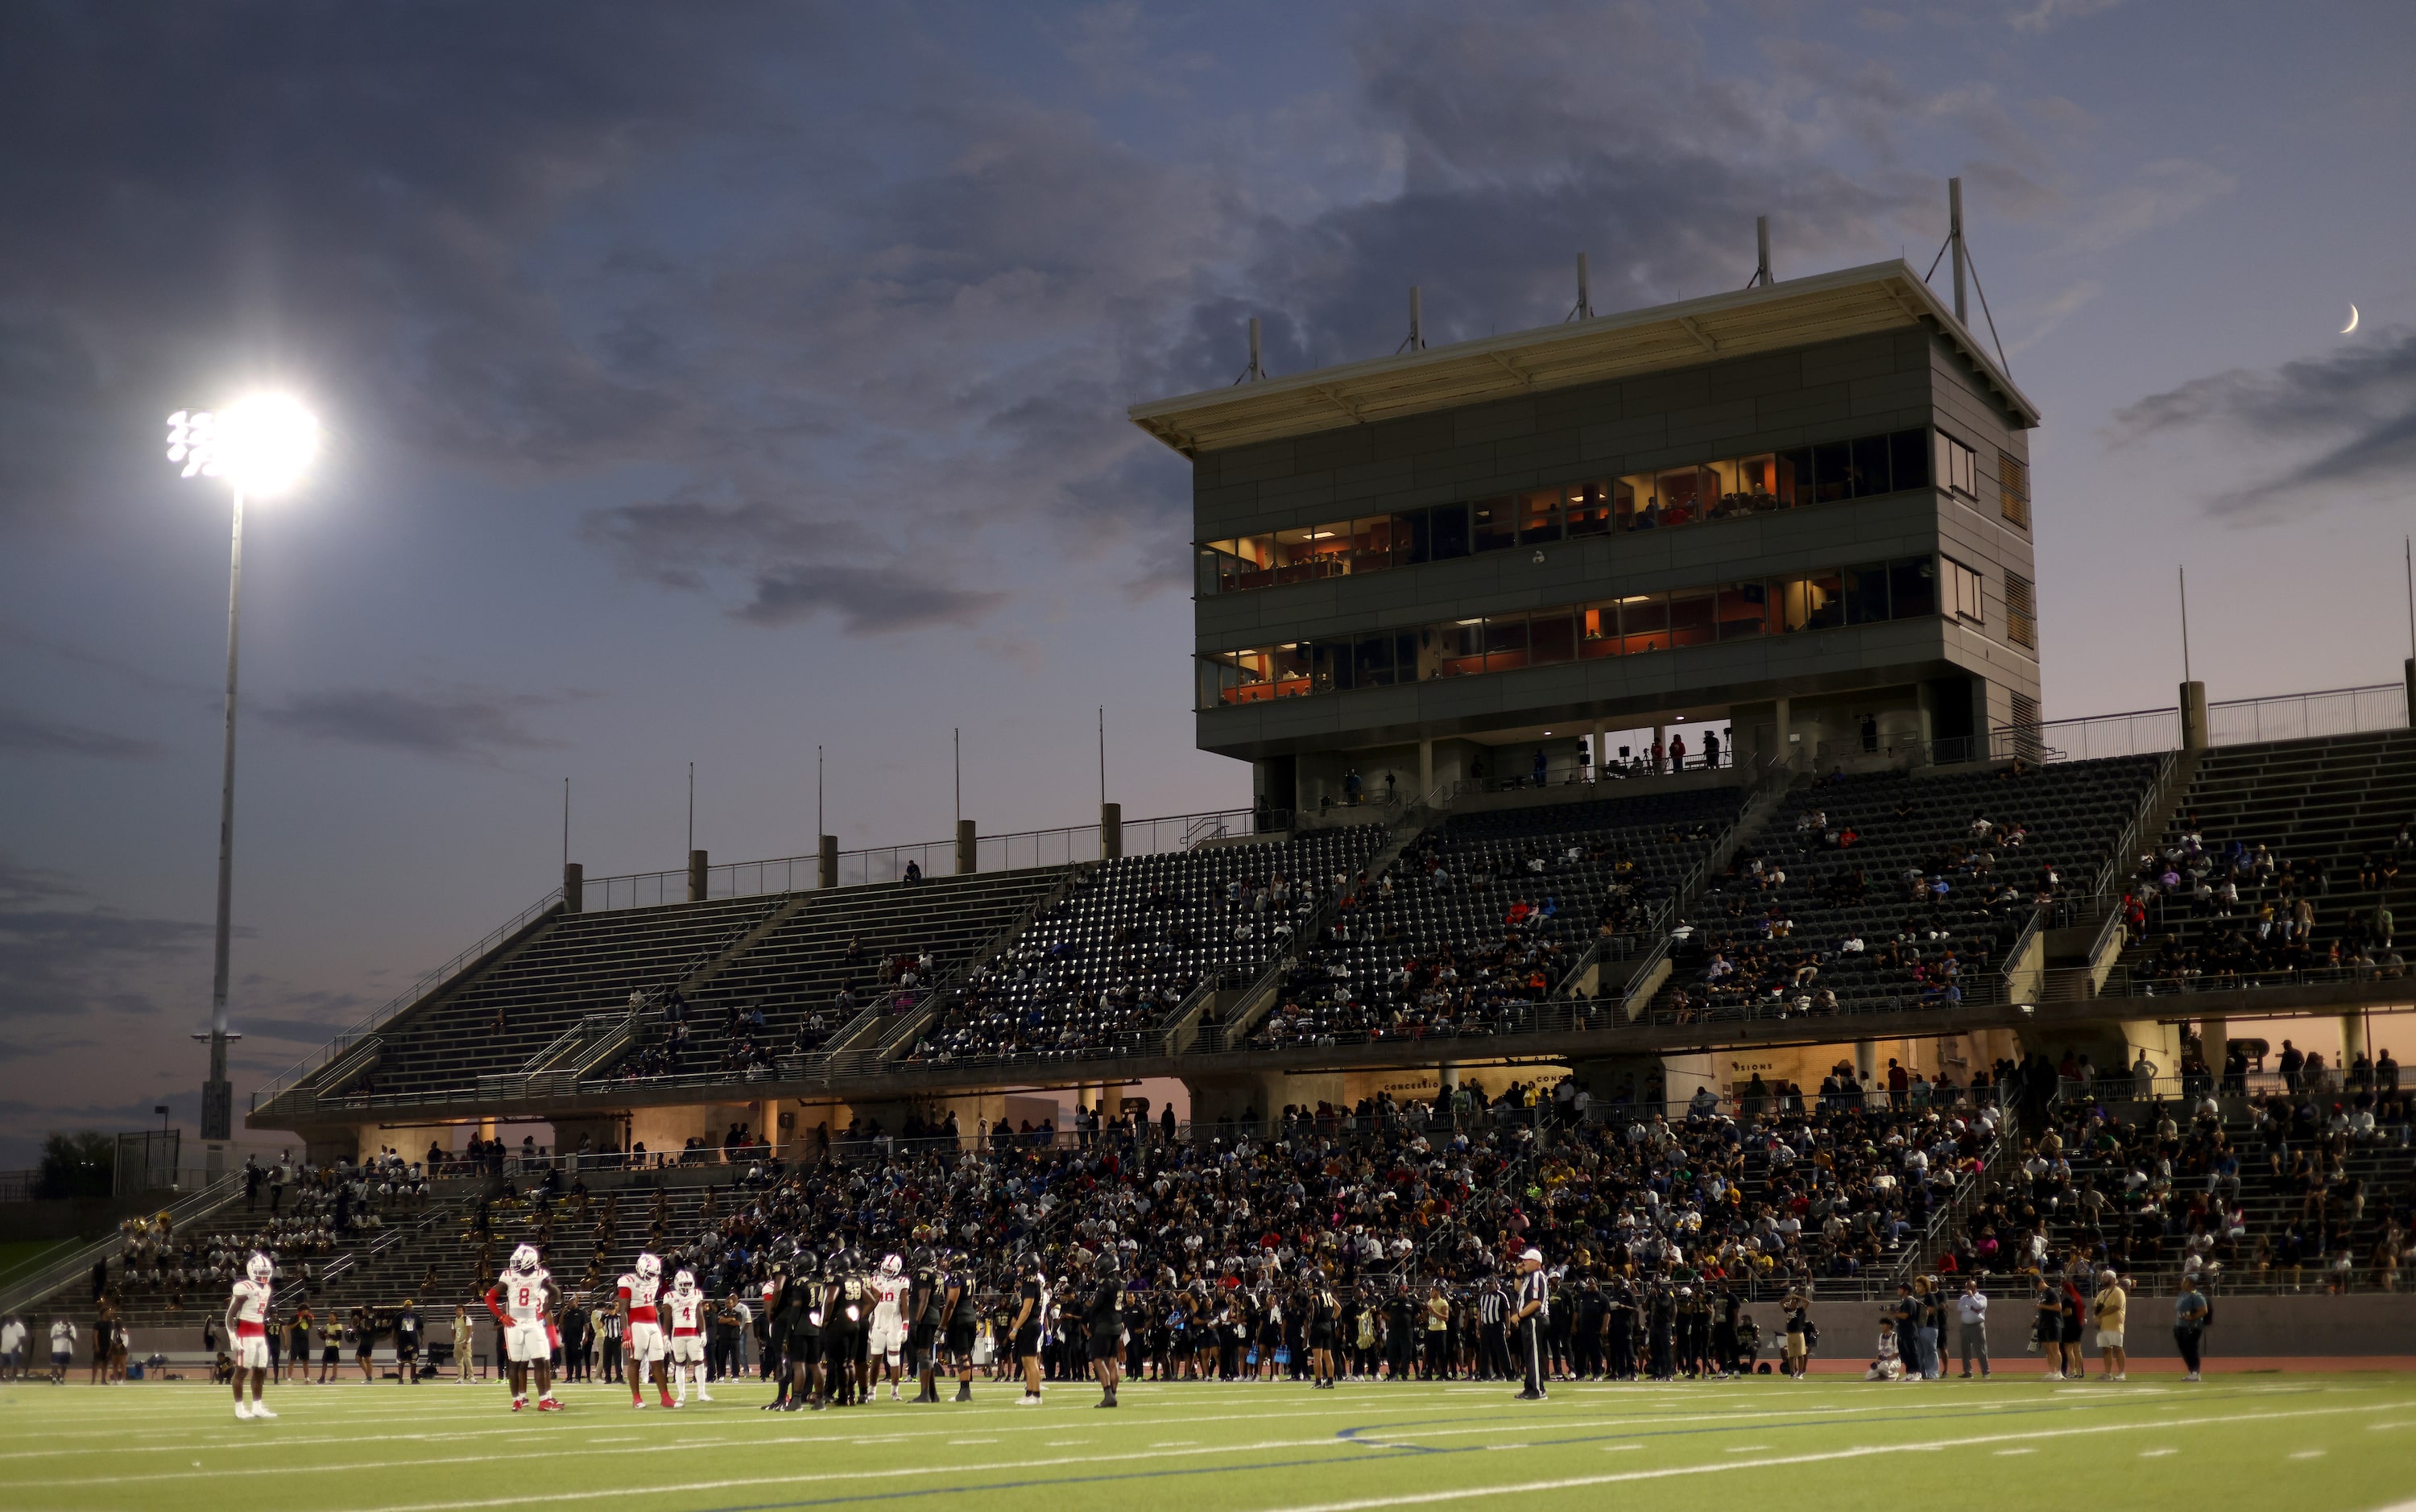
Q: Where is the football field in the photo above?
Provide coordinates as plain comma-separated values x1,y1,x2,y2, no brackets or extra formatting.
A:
4,1373,2413,1511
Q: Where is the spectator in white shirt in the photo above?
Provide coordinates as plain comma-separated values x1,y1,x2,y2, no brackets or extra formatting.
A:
1954,1279,1990,1378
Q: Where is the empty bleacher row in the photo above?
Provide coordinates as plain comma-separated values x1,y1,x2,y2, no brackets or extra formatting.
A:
1648,754,2161,1026
904,825,1385,1065
1253,787,1745,1047
598,868,1069,1082
360,895,785,1101
2119,729,2416,991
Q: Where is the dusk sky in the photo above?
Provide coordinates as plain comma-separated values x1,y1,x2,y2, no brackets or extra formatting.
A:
3,1,2412,1165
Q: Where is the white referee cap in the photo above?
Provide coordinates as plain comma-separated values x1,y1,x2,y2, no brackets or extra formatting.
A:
1520,1248,1543,1263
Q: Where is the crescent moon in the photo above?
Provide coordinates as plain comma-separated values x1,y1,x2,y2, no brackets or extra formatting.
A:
2342,304,2360,335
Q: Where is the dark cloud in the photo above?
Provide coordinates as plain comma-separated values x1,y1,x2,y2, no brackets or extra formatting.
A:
0,855,211,1024
2110,329,2416,518
0,705,163,760
261,687,565,761
740,564,1011,635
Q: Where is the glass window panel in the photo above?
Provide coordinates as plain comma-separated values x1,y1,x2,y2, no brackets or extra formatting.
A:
1427,503,1470,560
1620,593,1669,654
1889,556,1937,620
1433,620,1485,678
1775,448,1810,508
1788,572,1845,631
1613,477,1645,531
1309,639,1349,693
1393,631,1418,680
1669,588,1718,647
1564,481,1612,537
1353,634,1394,687
1580,601,1623,659
1851,435,1892,498
1655,466,1708,527
1399,508,1433,565
1515,486,1562,544
1483,614,1530,672
1891,430,1930,494
1350,516,1396,576
1719,581,1777,639
1812,440,1855,502
1198,546,1225,597
1728,455,1781,515
1842,562,1890,626
1471,496,1517,553
1529,609,1575,664
1272,643,1312,697
1272,527,1315,584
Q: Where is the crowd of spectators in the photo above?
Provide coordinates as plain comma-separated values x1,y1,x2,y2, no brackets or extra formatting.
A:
2125,815,2410,989
1654,762,2128,1027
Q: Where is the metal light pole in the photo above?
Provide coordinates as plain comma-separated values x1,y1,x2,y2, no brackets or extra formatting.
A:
166,396,319,1169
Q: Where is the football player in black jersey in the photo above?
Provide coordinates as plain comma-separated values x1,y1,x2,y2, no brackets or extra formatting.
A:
939,1252,977,1402
823,1254,865,1407
1085,1254,1124,1408
908,1249,942,1403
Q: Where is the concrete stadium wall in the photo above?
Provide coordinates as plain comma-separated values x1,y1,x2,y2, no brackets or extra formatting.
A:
1787,1293,2416,1361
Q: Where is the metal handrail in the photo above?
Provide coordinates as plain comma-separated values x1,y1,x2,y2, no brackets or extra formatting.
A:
250,890,562,1112
0,1171,246,1318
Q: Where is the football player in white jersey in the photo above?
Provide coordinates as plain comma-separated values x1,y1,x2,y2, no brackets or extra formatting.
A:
867,1254,909,1401
485,1244,563,1412
618,1252,675,1409
666,1270,713,1403
225,1252,279,1419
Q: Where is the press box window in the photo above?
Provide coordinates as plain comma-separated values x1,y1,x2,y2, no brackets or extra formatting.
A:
1938,433,1978,498
1944,559,1984,624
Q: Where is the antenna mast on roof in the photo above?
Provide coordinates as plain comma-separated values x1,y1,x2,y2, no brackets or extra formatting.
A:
1950,178,1968,324
1567,254,1594,321
1397,286,1425,353
1755,216,1773,287
1233,316,1267,386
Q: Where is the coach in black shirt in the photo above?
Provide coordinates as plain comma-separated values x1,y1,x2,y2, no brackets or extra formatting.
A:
1011,1262,1047,1405
1509,1248,1549,1400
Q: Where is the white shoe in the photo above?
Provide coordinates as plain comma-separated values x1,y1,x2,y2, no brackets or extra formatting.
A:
2185,1372,2201,1382
1015,1394,1041,1407
250,1404,277,1419
697,1390,713,1402
235,1402,254,1420
2042,1373,2062,1382
890,1386,900,1401
2113,1374,2127,1382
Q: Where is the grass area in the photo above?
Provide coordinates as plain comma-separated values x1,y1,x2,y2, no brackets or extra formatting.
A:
2,1372,2411,1511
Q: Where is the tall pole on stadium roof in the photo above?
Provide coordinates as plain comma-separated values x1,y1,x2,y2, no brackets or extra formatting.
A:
954,727,961,826
1098,706,1106,808
687,762,695,855
2178,564,2192,684
163,394,321,1170
562,777,569,868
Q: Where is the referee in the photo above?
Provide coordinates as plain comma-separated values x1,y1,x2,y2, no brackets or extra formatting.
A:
1509,1248,1549,1401
1475,1275,1510,1381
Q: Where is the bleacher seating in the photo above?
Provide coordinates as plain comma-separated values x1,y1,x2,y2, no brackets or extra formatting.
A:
1253,787,1744,1047
2120,730,2416,990
362,896,784,1100
904,825,1384,1064
1950,1081,2415,1294
598,869,1069,1081
1650,755,2159,1025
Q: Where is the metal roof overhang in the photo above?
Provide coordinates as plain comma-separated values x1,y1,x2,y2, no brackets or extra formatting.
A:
1128,260,2037,457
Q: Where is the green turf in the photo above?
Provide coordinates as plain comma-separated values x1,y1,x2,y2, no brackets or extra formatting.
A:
2,1372,2411,1511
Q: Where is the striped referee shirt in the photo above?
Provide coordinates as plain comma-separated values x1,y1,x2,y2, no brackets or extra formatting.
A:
1516,1270,1550,1323
1477,1285,1505,1326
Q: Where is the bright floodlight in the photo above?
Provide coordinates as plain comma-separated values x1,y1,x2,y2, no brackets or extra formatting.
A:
167,392,320,496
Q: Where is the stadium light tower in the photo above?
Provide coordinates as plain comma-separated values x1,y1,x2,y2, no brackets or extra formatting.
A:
164,394,320,1168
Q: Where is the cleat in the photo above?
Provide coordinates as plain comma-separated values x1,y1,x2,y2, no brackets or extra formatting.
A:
513,1398,527,1412
250,1404,277,1419
697,1390,713,1402
631,1398,647,1410
235,1402,254,1420
1015,1393,1041,1407
538,1398,564,1412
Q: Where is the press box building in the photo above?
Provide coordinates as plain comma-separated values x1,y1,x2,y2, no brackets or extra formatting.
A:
1131,260,2043,814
